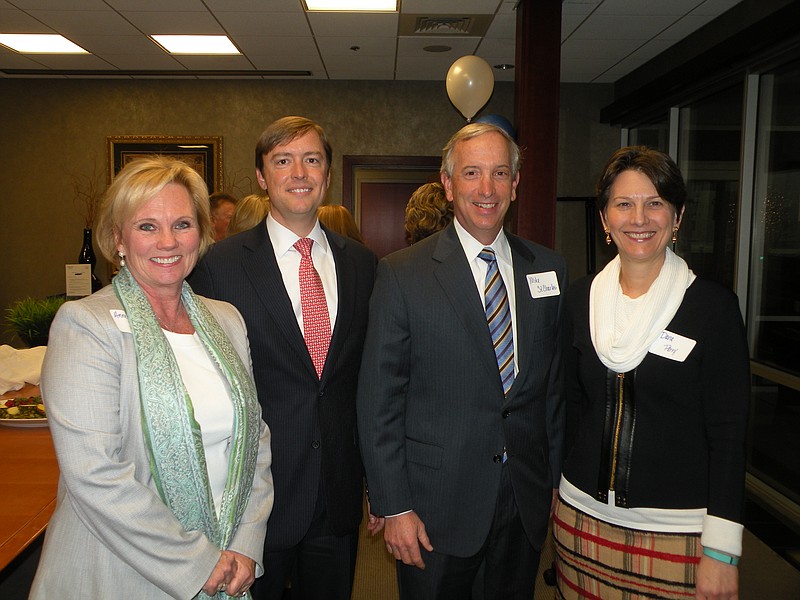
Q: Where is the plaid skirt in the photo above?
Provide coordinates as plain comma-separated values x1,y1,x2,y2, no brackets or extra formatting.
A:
553,497,701,599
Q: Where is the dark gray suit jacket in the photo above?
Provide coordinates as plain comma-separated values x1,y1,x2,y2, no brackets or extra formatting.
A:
190,222,376,550
357,224,566,556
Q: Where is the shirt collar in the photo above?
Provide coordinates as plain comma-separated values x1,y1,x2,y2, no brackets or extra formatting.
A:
453,218,511,265
266,213,330,257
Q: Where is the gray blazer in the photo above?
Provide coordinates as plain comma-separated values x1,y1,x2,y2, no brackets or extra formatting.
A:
357,224,566,557
30,286,273,599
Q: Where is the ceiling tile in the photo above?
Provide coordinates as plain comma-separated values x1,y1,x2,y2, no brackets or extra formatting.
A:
119,11,223,34
202,0,304,11
215,11,311,37
69,34,166,55
657,15,716,41
105,0,203,10
571,15,677,40
561,38,643,61
21,53,117,69
0,8,53,32
99,53,186,70
11,0,108,8
691,0,744,17
234,35,319,57
401,0,502,14
485,13,515,39
594,0,702,17
315,36,395,57
322,53,395,74
170,54,255,70
307,12,398,37
561,0,603,17
24,10,140,36
397,36,479,55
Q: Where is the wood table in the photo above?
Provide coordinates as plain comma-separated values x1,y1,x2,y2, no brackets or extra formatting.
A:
0,384,58,571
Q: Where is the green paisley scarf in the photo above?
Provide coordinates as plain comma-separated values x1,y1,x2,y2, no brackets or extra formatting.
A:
113,266,260,600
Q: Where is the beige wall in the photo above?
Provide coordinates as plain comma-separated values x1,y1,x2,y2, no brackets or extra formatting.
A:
0,78,617,346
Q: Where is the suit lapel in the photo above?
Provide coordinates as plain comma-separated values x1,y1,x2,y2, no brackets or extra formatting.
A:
321,228,354,384
240,226,318,379
432,226,501,387
507,234,541,397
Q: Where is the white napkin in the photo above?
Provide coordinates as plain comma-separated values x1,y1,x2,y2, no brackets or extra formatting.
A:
0,345,47,395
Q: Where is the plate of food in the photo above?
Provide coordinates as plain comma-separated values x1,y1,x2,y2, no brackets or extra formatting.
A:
0,396,47,427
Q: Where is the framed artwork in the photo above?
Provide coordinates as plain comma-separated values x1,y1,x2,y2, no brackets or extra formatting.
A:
107,135,223,193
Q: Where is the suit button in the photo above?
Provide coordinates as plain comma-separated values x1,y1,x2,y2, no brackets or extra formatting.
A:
502,410,510,418
493,454,503,463
312,440,321,449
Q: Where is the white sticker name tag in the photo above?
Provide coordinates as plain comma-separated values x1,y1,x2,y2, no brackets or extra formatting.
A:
526,271,561,298
111,309,131,333
649,330,696,362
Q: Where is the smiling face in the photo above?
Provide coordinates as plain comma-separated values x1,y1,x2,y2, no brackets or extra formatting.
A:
255,129,330,236
601,169,682,269
115,182,200,299
441,130,519,245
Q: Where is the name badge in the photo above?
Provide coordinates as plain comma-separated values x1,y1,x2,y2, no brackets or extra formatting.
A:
111,309,131,333
526,271,560,298
649,330,696,362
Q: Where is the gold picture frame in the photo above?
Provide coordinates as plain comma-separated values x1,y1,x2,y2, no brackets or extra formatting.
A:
107,135,223,193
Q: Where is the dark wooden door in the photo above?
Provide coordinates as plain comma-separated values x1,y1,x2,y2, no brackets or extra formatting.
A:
359,181,422,258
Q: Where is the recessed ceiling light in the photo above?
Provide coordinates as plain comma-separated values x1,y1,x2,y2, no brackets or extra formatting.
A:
0,34,88,54
304,0,397,11
494,64,515,70
151,35,240,55
423,45,452,53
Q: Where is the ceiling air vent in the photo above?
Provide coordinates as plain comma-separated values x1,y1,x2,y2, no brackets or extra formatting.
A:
415,17,472,35
399,14,492,37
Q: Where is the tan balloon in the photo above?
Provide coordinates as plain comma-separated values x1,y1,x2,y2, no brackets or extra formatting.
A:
446,55,495,121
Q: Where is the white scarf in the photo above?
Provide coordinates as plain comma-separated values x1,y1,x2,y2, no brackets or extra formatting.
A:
589,248,695,373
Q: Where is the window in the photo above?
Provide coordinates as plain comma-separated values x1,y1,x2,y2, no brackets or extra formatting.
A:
677,85,743,288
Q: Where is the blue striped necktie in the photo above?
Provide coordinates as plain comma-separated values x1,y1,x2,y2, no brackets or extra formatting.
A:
479,247,514,395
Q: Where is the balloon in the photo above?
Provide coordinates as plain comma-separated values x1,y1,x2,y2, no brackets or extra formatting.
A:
474,114,517,140
446,55,495,122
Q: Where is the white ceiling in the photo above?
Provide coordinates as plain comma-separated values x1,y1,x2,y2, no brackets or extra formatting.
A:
0,0,744,83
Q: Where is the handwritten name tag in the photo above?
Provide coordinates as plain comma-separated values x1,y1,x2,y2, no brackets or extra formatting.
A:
649,330,696,362
526,271,560,298
111,309,131,333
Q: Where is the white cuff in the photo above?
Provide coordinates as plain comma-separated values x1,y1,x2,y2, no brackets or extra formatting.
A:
701,514,743,556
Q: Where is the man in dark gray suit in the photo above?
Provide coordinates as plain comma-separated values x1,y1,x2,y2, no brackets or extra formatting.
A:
191,116,377,600
357,123,566,599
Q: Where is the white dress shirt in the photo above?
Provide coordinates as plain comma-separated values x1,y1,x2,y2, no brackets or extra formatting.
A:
266,213,339,335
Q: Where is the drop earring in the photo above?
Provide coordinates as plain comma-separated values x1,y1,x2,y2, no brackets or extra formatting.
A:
672,226,679,252
118,251,126,267
604,229,611,246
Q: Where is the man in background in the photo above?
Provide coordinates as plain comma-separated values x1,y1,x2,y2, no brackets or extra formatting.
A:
209,191,238,241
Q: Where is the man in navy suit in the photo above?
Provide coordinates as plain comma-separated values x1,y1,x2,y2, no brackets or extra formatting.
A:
357,123,566,599
191,116,377,600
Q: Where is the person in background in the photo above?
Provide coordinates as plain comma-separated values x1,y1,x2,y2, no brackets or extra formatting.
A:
403,181,453,245
210,192,239,242
190,116,379,600
357,123,567,600
317,204,365,245
554,146,750,600
31,156,273,599
228,193,270,237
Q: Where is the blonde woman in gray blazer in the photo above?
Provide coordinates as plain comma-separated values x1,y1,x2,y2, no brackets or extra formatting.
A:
30,157,273,599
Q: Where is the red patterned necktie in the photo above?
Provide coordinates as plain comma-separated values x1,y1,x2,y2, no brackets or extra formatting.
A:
294,237,331,378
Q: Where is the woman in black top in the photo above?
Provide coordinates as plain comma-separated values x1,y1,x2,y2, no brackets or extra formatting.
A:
554,147,749,600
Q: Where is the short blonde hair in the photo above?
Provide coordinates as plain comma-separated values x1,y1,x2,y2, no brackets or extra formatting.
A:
228,193,270,236
96,156,213,263
317,204,365,244
404,182,453,244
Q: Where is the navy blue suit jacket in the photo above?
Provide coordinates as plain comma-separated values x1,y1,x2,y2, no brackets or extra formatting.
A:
190,222,376,550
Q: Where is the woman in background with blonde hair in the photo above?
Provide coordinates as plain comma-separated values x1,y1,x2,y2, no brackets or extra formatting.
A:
227,194,270,237
317,204,365,244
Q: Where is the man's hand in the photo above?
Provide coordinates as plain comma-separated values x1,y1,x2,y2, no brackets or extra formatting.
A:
384,511,433,569
695,554,738,600
366,496,385,536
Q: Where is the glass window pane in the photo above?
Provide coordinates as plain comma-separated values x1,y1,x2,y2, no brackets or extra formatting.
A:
629,119,669,152
677,85,743,288
749,373,800,505
748,62,800,376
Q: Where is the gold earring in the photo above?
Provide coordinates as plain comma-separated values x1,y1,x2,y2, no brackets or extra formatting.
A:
672,226,679,251
604,230,611,246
